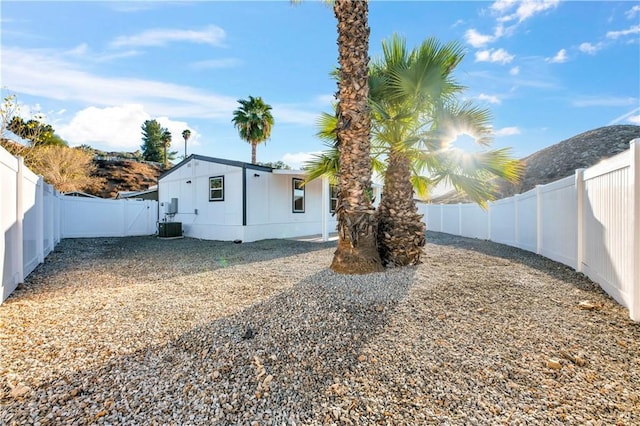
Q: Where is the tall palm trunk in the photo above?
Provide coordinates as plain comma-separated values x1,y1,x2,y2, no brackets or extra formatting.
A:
330,0,383,274
251,141,257,164
377,150,426,267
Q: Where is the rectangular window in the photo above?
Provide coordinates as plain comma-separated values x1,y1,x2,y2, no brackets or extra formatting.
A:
330,184,339,213
209,176,224,201
292,178,305,213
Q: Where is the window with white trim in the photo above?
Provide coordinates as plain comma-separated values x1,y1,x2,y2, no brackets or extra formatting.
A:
330,184,339,213
209,176,224,201
292,178,305,213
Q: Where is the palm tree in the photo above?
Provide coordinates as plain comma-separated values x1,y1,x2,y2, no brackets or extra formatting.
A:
330,0,383,273
306,35,522,267
161,129,171,168
231,96,274,165
182,129,191,159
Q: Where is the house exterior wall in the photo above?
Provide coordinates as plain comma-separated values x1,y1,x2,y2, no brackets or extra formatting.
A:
158,158,245,241
158,158,340,242
244,173,337,241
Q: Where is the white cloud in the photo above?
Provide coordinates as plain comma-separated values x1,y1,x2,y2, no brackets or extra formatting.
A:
465,29,495,48
513,0,560,22
491,0,518,14
509,66,520,75
2,47,238,120
189,58,242,70
493,126,521,136
57,105,201,153
625,5,640,19
573,96,637,107
628,115,640,124
606,25,640,39
110,25,226,48
546,49,568,63
607,106,640,125
478,93,501,104
282,151,322,170
272,106,320,126
578,42,603,55
475,48,515,64
57,104,151,151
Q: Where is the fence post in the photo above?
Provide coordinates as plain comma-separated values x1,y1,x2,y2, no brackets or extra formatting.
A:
15,157,24,284
36,177,45,263
630,140,640,321
575,169,585,273
536,185,543,255
487,201,492,241
514,194,520,248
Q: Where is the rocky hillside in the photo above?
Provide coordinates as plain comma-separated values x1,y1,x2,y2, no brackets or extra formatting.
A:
90,159,164,198
431,125,640,204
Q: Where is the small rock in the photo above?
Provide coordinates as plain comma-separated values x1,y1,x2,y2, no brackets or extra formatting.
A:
546,358,562,370
578,301,598,310
357,355,367,362
213,370,221,379
10,384,30,398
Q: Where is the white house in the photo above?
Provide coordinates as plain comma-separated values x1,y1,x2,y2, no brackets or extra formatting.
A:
157,155,381,243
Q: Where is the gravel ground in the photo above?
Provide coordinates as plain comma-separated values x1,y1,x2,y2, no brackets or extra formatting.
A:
1,232,639,425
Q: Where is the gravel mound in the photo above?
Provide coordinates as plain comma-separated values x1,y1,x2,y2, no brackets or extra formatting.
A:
1,232,638,425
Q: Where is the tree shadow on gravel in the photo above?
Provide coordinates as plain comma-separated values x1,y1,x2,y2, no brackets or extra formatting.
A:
1,266,418,425
10,236,336,299
425,231,602,293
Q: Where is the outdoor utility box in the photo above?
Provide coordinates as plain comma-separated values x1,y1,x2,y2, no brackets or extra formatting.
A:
158,222,182,238
166,198,178,214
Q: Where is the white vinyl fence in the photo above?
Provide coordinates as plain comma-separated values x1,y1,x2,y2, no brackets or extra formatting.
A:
1,146,158,303
420,140,640,321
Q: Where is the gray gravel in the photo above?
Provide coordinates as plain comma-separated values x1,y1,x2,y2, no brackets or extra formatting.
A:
1,232,639,425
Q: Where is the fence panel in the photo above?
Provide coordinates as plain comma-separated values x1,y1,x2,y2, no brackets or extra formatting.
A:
489,198,516,246
460,204,489,239
61,197,158,238
515,190,537,252
124,200,159,236
22,169,41,278
582,151,632,308
43,183,55,257
1,149,20,301
539,176,578,268
425,204,442,232
441,205,460,235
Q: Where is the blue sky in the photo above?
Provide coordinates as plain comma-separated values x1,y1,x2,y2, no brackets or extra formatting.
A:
1,0,639,169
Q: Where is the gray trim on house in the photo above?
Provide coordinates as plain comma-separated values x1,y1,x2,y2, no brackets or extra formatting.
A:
158,154,273,180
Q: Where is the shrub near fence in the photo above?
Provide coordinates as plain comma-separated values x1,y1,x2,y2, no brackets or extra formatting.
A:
421,140,640,322
1,145,159,304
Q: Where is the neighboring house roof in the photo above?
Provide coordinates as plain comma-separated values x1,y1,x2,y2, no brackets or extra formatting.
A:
159,154,274,180
62,191,100,198
116,188,158,199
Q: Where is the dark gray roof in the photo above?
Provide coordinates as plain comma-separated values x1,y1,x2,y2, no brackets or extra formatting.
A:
159,154,273,180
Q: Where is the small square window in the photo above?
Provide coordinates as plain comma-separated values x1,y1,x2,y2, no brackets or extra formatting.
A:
209,176,224,201
293,178,305,213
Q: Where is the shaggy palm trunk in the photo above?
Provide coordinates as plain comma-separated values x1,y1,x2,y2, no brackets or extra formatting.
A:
330,0,383,274
377,150,426,267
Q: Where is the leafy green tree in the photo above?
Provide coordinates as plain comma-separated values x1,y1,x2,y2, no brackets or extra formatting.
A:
161,129,172,167
232,96,274,165
7,117,67,147
258,160,291,170
141,119,176,164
